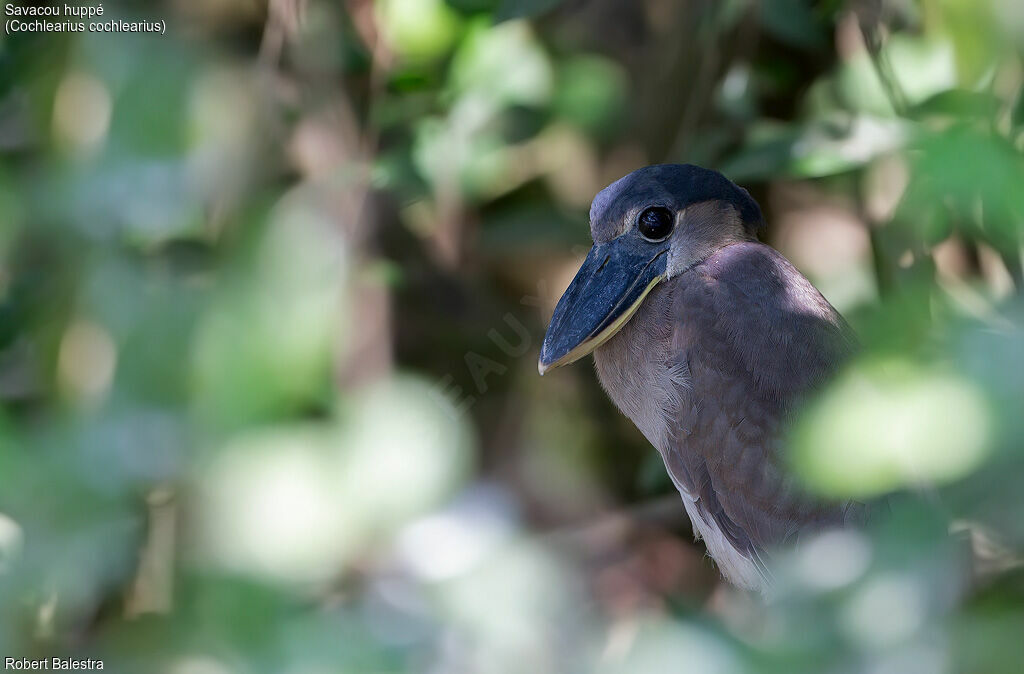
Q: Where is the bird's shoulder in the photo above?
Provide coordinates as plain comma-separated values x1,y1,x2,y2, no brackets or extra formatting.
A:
672,240,856,403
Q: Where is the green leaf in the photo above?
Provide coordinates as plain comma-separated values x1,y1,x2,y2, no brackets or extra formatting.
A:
759,0,828,50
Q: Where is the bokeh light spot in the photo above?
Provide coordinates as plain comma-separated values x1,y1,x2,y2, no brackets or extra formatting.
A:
793,358,992,498
58,320,118,402
53,72,112,153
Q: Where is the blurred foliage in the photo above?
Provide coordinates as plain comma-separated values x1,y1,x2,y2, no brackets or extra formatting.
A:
0,0,1023,672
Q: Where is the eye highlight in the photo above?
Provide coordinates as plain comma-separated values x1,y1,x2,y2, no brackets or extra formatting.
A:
637,206,674,241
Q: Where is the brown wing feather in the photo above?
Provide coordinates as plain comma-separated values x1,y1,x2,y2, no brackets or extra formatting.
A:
667,241,859,557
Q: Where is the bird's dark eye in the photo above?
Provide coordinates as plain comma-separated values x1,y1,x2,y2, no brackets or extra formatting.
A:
637,207,674,241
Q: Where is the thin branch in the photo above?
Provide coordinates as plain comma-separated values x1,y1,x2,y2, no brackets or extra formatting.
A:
855,0,909,116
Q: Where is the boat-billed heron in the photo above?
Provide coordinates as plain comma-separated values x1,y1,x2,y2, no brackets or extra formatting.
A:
539,164,860,591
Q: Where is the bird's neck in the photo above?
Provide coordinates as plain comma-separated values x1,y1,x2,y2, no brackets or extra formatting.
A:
592,281,681,452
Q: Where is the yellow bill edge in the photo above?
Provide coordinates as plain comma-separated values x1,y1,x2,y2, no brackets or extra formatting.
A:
538,275,665,375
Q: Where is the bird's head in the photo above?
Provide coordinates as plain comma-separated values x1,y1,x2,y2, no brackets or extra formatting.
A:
538,164,764,374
